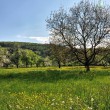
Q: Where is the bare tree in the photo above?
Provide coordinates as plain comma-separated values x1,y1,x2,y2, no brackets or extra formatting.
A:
46,1,110,71
50,37,70,68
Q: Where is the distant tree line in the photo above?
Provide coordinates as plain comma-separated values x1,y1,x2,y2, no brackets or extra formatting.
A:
0,42,50,57
0,42,110,68
0,47,45,68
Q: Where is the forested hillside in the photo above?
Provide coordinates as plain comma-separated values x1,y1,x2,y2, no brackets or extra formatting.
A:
0,42,50,57
0,42,52,68
0,42,110,68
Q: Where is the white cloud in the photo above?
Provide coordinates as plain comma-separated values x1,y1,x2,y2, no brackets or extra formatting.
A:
16,35,50,44
28,36,49,44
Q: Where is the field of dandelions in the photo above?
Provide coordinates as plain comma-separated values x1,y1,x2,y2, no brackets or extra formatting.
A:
0,66,110,110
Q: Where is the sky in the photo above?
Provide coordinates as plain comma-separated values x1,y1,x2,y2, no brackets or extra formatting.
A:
0,0,110,43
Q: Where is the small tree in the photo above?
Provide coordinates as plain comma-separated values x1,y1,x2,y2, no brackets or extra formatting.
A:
21,49,32,67
11,49,22,68
50,41,69,68
21,49,40,67
35,57,44,67
0,48,10,68
47,1,110,71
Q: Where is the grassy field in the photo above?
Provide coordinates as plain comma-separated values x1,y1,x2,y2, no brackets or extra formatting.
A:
0,66,110,110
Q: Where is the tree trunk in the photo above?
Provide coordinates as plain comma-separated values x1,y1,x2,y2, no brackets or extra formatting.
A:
16,64,19,68
26,62,28,68
85,65,90,72
58,61,61,68
36,64,38,68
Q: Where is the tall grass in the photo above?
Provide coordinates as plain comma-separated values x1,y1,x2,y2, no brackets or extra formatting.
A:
0,67,110,110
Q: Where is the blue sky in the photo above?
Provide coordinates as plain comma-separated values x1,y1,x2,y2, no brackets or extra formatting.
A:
0,0,110,43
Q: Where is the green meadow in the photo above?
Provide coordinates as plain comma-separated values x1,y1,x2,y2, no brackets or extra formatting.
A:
0,67,110,110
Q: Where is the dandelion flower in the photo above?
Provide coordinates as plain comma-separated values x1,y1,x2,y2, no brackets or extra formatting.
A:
62,101,65,104
91,98,94,102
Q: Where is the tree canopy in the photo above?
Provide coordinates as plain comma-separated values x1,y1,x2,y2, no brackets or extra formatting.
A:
46,1,110,71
